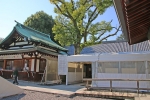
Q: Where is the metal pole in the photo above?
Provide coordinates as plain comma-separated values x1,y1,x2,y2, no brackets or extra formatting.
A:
145,61,149,91
66,73,68,85
81,63,84,82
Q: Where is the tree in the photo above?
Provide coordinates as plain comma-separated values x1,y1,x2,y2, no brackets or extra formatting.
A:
0,38,3,43
24,11,56,43
116,33,125,41
50,0,121,54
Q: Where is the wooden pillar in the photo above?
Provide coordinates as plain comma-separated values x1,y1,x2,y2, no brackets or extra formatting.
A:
110,80,112,92
22,59,24,71
34,57,37,72
3,60,6,69
137,80,139,93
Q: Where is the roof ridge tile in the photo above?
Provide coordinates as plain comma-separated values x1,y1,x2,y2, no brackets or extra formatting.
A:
15,21,50,38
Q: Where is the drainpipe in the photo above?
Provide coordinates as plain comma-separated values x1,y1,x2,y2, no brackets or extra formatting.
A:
93,53,101,87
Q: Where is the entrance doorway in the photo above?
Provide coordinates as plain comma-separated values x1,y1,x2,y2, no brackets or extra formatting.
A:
84,64,92,78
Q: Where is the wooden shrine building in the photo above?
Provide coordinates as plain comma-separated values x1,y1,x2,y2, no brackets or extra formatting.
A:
113,0,150,44
0,21,67,81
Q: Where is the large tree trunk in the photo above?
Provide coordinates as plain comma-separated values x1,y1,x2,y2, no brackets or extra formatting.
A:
74,43,80,55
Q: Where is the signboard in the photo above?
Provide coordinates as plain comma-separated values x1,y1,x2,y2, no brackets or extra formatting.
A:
0,55,22,59
58,55,68,75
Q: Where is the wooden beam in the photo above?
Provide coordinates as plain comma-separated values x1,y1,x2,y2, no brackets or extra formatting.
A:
3,60,6,69
127,5,150,17
129,22,149,32
128,17,150,26
34,57,37,72
9,44,33,48
126,0,148,10
127,8,150,21
126,1,150,12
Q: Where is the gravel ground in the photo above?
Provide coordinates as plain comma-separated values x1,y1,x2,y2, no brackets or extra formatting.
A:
1,90,114,100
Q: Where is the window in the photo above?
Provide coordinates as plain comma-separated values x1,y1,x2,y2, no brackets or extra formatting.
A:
6,60,13,70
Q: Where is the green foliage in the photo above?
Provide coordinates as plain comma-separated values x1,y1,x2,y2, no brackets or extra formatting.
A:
0,38,3,43
50,0,120,54
116,33,125,41
24,11,56,43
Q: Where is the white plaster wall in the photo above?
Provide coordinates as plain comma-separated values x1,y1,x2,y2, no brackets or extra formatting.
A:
68,72,82,83
67,63,83,84
99,53,150,62
76,72,82,81
36,59,39,72
31,59,34,71
68,72,76,83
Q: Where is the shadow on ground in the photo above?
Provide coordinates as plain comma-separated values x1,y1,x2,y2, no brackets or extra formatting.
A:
2,93,26,100
8,79,84,92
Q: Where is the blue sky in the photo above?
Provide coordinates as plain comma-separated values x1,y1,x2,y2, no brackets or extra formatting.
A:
0,0,121,40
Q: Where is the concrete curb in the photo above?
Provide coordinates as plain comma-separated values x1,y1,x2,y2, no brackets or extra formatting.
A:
19,86,75,98
75,88,134,99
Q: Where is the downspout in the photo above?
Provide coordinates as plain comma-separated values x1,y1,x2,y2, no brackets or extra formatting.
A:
93,53,101,87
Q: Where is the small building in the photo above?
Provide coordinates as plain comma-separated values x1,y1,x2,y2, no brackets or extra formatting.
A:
0,21,67,82
65,41,150,88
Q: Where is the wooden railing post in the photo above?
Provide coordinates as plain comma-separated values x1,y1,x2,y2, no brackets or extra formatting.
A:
3,60,6,69
110,79,112,92
82,78,150,92
86,80,89,90
137,80,139,93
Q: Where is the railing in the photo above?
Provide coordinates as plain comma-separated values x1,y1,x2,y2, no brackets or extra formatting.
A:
0,70,3,76
31,72,35,78
83,78,150,93
26,71,30,77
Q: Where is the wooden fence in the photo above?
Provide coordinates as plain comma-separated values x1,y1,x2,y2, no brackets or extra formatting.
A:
83,78,150,93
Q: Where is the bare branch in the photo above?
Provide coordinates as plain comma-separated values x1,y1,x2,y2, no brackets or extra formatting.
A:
87,7,98,24
54,3,69,18
90,10,100,22
96,20,113,40
99,25,121,43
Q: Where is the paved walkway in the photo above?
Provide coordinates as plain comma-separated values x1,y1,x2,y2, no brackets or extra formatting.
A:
2,90,114,100
8,80,150,100
19,86,75,97
8,79,84,97
8,80,84,92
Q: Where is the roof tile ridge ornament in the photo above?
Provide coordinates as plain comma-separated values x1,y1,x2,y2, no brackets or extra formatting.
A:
14,20,50,38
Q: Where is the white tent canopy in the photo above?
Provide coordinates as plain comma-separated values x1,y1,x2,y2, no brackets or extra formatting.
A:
67,52,150,62
59,52,150,87
65,52,150,88
67,54,98,62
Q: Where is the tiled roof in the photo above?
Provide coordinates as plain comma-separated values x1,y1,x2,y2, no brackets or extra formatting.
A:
0,22,67,51
81,40,150,54
0,46,64,56
65,45,75,55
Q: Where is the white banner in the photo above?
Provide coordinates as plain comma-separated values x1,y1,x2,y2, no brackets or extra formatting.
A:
58,55,68,75
0,55,22,59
